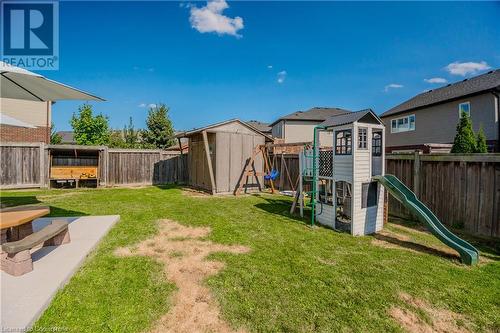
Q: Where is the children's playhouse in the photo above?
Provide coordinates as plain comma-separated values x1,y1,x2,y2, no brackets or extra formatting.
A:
296,109,479,265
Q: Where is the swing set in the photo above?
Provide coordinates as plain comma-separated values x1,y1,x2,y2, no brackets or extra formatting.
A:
234,143,300,196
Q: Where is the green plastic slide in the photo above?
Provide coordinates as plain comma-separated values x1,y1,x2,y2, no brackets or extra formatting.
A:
374,174,479,265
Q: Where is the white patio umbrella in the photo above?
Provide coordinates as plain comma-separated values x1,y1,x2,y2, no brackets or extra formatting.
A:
0,61,104,102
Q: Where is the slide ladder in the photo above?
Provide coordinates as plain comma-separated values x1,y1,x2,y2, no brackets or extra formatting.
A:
374,174,479,265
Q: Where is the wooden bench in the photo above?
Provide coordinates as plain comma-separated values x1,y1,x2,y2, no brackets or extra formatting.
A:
1,220,70,276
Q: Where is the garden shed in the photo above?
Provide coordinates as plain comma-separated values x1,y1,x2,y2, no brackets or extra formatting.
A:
177,119,272,194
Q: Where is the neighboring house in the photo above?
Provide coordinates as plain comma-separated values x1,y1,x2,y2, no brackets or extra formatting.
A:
0,98,52,143
246,120,272,136
381,69,500,153
57,131,76,144
270,107,352,144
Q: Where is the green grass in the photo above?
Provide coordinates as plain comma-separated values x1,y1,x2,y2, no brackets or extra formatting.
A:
1,186,499,332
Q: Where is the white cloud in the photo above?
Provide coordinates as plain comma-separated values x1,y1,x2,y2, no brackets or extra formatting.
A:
138,103,157,108
277,70,287,84
424,77,447,84
445,61,491,76
267,65,273,69
189,0,244,37
384,83,403,92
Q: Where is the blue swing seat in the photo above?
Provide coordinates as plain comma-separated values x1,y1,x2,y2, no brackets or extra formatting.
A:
264,169,279,181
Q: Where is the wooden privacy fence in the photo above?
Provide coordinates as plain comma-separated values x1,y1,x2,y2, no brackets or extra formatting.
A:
0,143,46,189
0,143,188,189
386,153,500,238
107,149,187,186
271,152,499,238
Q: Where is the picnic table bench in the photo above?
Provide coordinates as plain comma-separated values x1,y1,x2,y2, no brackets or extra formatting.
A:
1,206,71,276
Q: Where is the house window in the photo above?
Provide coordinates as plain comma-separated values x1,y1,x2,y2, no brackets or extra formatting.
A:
335,130,352,155
358,128,367,149
391,115,415,133
459,102,470,118
372,131,382,156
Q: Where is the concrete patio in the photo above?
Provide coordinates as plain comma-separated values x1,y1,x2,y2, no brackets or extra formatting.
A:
1,215,119,332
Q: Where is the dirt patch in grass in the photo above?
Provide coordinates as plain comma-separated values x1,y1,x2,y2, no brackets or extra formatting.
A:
115,219,250,333
389,292,473,333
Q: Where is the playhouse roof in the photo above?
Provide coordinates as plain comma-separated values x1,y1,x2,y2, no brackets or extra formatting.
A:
319,109,383,128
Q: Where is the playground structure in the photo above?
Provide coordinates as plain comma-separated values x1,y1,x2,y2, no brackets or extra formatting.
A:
235,142,304,196
294,109,479,265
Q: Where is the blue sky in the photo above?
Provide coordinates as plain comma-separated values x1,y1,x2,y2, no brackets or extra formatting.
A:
46,1,500,131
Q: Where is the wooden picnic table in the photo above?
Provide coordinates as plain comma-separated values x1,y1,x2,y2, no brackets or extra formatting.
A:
0,206,50,243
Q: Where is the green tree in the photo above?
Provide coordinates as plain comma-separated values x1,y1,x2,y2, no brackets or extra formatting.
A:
451,112,476,153
475,125,488,153
108,130,126,148
142,103,175,149
70,104,110,145
50,122,62,144
123,117,140,147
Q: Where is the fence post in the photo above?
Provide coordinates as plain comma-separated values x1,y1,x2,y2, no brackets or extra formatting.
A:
102,147,109,187
413,151,420,197
39,142,46,188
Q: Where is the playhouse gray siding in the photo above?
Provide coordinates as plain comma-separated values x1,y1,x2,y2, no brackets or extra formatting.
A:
382,93,498,149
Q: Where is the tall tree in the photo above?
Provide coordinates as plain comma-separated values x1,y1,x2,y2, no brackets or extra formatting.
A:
108,130,126,148
451,112,476,153
142,103,175,149
50,122,62,144
123,117,139,147
71,104,110,145
475,125,488,153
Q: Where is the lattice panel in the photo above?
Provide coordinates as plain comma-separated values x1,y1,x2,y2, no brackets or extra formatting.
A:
319,150,333,177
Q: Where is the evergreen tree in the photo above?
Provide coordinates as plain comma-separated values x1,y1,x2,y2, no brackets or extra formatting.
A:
142,103,175,149
451,112,476,153
475,125,488,153
123,117,139,147
71,104,110,145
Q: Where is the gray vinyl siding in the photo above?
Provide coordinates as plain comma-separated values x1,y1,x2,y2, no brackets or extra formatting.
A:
271,121,284,138
382,93,498,147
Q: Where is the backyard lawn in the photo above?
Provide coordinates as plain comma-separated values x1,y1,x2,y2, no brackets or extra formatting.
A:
1,186,499,332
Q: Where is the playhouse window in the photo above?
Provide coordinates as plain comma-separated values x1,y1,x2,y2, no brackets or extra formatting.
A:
335,130,352,155
361,182,378,208
372,131,382,156
358,128,367,149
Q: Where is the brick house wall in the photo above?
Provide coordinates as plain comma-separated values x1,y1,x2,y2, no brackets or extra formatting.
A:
0,125,49,143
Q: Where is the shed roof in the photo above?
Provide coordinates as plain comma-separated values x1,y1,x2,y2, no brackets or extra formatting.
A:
319,109,383,128
381,69,500,118
269,107,352,126
176,119,273,140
